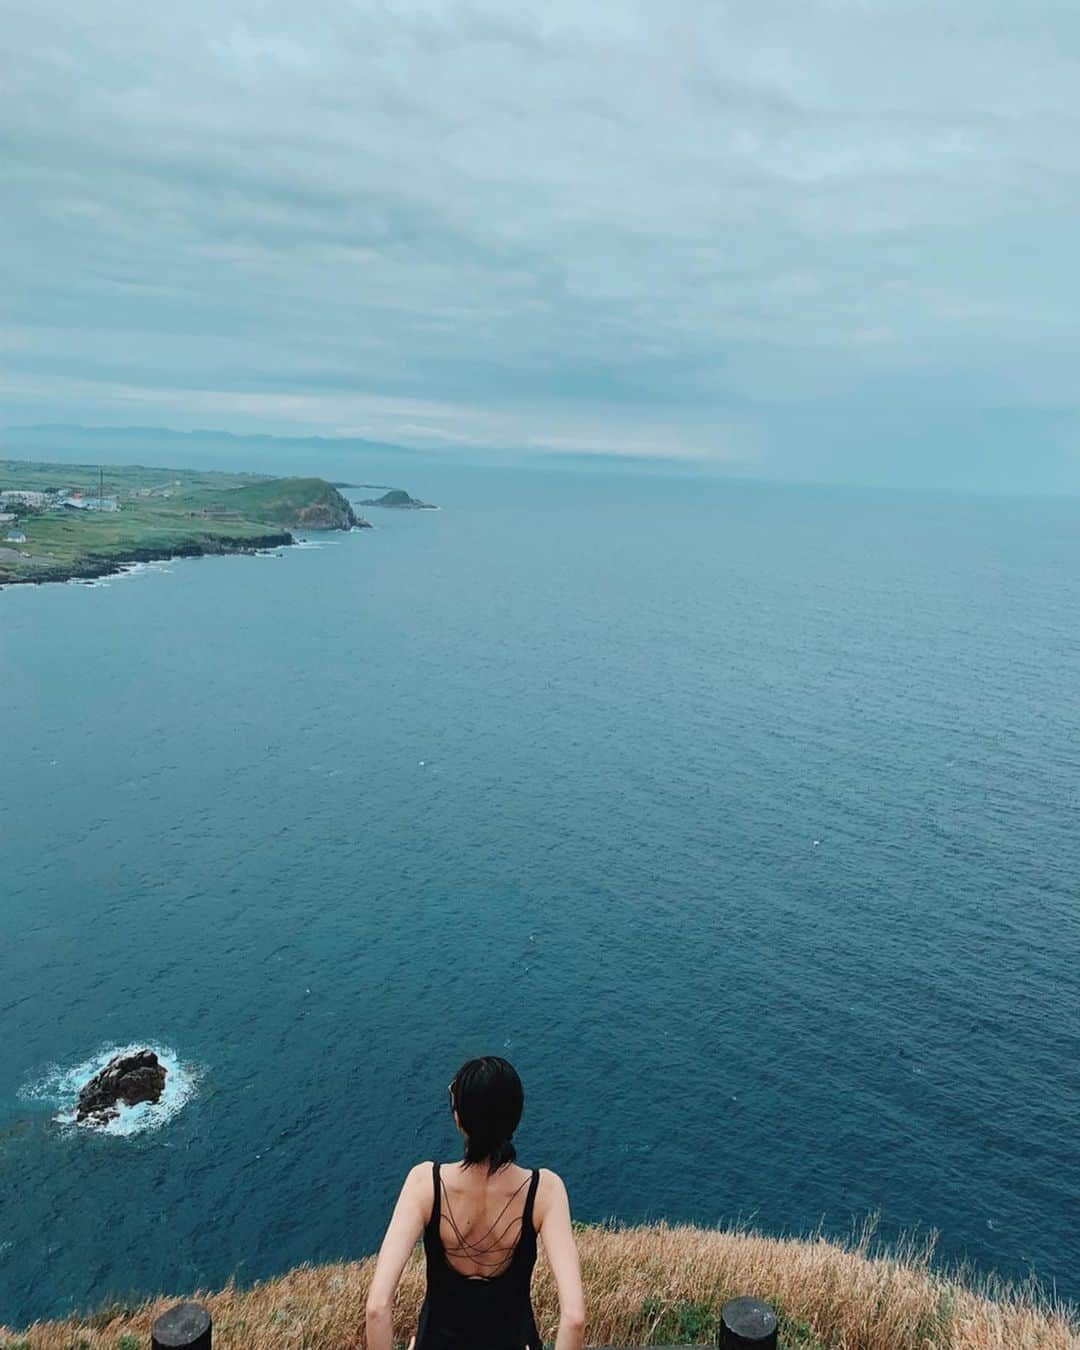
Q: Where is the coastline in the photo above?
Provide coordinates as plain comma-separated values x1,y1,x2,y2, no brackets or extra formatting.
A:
0,530,295,588
0,464,365,589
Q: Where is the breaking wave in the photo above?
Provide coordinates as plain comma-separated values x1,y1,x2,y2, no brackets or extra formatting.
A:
19,1043,199,1137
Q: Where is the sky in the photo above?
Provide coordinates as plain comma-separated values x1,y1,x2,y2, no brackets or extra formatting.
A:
2,0,1079,491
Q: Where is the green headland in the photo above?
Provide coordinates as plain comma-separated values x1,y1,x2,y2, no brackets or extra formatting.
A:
0,460,365,587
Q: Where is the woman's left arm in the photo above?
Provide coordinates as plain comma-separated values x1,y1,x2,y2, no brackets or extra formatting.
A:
364,1163,430,1350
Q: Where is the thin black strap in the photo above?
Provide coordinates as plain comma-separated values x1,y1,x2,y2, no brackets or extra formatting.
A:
440,1172,531,1257
524,1168,541,1232
430,1161,441,1227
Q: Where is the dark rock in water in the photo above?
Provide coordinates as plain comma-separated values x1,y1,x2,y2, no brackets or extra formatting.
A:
358,488,436,509
76,1048,167,1124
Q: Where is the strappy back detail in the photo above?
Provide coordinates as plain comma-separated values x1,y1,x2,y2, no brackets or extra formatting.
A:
430,1162,539,1280
417,1162,542,1349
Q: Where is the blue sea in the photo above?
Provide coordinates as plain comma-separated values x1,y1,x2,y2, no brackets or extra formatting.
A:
2,465,1078,1327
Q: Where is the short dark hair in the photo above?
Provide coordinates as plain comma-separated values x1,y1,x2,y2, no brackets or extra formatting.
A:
450,1056,524,1173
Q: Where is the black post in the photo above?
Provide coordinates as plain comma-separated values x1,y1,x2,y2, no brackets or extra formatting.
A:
151,1302,211,1350
718,1296,777,1349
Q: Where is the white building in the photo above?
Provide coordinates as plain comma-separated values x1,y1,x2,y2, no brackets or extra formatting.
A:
61,496,120,512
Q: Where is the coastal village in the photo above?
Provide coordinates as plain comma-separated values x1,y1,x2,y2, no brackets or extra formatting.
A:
0,473,184,555
1,477,181,520
2,480,118,550
2,486,117,540
0,463,210,562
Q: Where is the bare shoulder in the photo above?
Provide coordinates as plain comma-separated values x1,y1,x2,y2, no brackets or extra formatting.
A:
404,1160,436,1197
534,1167,570,1223
399,1161,436,1223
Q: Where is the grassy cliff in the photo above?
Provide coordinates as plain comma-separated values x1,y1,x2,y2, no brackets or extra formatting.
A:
2,1224,1074,1350
209,478,356,529
0,461,360,586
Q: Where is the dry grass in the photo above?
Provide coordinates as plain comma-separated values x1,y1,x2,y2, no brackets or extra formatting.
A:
2,1223,1076,1350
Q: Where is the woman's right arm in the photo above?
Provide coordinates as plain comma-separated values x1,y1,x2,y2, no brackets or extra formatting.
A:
365,1163,430,1350
536,1170,585,1350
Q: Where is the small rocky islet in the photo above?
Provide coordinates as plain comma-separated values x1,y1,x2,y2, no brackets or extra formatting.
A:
358,488,436,509
74,1048,167,1126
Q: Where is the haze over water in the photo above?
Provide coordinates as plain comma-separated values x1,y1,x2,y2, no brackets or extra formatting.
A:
2,465,1078,1326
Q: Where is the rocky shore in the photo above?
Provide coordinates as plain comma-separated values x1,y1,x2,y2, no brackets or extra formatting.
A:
0,530,295,587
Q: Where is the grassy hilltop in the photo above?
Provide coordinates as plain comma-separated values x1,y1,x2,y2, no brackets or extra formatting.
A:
221,477,359,528
0,460,360,586
2,1223,1075,1350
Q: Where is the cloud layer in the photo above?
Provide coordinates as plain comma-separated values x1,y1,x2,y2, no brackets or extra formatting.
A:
3,0,1079,487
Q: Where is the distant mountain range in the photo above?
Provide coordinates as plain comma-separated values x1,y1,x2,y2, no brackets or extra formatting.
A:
0,422,429,485
0,423,418,457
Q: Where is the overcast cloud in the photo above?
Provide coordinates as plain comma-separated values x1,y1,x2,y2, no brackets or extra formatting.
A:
2,1,1079,488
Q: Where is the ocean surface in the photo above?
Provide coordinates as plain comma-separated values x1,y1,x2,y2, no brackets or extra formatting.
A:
2,465,1078,1327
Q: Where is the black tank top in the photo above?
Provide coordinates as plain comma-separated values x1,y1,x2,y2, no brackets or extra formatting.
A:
414,1162,542,1350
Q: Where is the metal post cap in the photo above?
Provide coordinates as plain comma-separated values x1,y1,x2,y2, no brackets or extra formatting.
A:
151,1302,212,1349
719,1296,778,1347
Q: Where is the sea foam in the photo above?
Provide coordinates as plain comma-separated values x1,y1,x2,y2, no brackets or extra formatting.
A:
20,1043,199,1137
